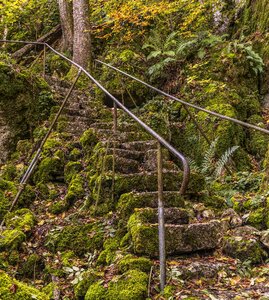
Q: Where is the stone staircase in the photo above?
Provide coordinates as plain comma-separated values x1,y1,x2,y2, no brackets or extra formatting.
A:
47,79,224,259
4,76,268,299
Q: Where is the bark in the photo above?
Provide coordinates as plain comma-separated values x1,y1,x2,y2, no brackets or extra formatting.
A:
72,0,92,69
58,0,73,53
12,24,62,61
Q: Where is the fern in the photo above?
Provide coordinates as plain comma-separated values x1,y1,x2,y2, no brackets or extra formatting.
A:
201,137,219,175
189,137,239,180
214,145,239,178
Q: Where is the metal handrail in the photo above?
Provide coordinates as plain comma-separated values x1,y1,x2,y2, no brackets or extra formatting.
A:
0,39,190,191
95,60,269,136
0,40,191,290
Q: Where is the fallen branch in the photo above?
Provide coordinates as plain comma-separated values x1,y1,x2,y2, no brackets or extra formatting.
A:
12,24,62,61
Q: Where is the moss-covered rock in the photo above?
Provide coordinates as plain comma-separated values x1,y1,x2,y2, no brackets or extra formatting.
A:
0,179,17,220
75,271,102,300
222,226,267,264
5,208,35,232
88,171,204,214
34,156,63,183
97,237,120,266
45,223,104,256
64,174,85,207
80,128,99,153
247,207,266,230
64,161,83,183
246,114,268,158
118,254,152,273
117,191,185,222
0,229,26,251
85,281,107,300
107,270,148,300
0,271,49,300
128,210,222,257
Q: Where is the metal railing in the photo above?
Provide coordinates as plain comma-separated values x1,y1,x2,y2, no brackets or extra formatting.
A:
2,39,269,291
95,60,269,136
0,39,191,291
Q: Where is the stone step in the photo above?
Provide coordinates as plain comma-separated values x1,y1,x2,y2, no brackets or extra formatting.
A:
89,171,204,205
101,155,141,174
117,191,186,220
127,212,222,257
90,121,139,132
65,122,89,136
106,148,144,162
67,115,91,124
131,207,190,225
98,140,157,154
93,129,151,143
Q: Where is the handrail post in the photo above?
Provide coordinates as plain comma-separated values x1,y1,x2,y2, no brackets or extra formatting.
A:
43,43,46,78
113,101,118,133
157,142,166,291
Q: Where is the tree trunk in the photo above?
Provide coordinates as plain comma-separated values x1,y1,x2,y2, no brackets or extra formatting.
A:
58,0,73,53
72,0,92,69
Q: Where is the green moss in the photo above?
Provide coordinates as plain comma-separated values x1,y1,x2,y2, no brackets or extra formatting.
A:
42,138,62,156
107,270,148,300
223,236,267,264
117,192,185,221
118,255,152,273
80,128,99,153
0,271,49,300
69,148,82,161
8,250,20,266
0,229,26,250
45,223,104,256
246,115,268,158
61,251,75,267
64,161,83,183
19,185,36,208
85,281,107,300
97,237,120,266
34,156,63,183
89,171,204,211
49,200,68,214
75,271,102,299
20,254,44,278
41,283,56,299
64,174,85,207
127,212,158,256
5,209,35,232
201,194,226,209
247,208,265,230
162,285,177,299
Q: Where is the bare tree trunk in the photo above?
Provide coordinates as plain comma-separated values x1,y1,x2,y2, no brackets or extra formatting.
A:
58,0,73,53
72,0,92,69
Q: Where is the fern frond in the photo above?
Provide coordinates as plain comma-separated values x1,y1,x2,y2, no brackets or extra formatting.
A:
187,157,201,173
201,138,218,174
214,145,239,178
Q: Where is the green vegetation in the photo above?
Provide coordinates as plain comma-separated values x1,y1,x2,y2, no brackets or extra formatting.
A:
1,0,269,299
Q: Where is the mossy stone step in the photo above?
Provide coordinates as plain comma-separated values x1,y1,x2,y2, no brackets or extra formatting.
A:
106,148,145,162
117,191,186,220
130,207,190,225
102,154,141,174
67,115,91,124
90,121,140,132
128,211,222,257
63,107,94,117
120,140,157,152
92,129,151,143
89,171,204,206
